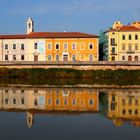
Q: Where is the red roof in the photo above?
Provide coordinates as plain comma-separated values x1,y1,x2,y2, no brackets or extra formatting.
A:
107,25,140,32
0,32,98,39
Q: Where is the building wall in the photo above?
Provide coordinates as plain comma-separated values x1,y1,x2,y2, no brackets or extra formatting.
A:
1,39,28,61
27,39,46,61
46,38,98,61
108,30,140,62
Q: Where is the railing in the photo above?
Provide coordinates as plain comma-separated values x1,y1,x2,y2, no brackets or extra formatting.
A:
110,50,117,55
127,50,135,54
0,61,140,66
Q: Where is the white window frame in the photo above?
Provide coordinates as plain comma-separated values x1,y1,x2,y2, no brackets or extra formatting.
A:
63,43,68,50
72,43,77,50
55,43,60,50
48,55,52,61
88,43,94,50
13,44,16,50
4,44,9,50
47,43,52,50
34,42,38,50
21,44,25,50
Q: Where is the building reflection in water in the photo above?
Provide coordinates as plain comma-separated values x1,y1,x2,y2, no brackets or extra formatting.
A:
0,88,99,128
0,88,140,128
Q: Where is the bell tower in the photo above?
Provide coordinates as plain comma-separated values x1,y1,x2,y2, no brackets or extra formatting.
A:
27,17,34,34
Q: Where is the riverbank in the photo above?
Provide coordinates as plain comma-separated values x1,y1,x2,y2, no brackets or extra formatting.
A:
0,68,139,86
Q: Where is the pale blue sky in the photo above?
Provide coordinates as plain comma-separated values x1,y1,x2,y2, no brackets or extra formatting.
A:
0,0,140,35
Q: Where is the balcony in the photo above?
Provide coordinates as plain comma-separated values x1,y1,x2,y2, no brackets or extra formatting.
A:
127,50,135,54
110,43,117,46
110,50,117,55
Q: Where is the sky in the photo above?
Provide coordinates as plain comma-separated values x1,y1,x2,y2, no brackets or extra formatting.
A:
0,0,140,35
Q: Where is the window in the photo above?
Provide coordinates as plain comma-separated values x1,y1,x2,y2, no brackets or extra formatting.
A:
112,95,115,101
135,109,138,115
34,43,38,49
122,35,125,40
47,43,52,50
89,99,94,106
122,45,125,50
129,35,132,40
122,110,126,115
72,99,76,105
5,99,9,104
34,99,38,106
21,44,24,50
5,44,8,50
56,44,60,50
13,44,16,50
5,55,8,61
135,45,138,50
13,55,16,61
89,54,93,61
13,99,16,104
64,99,68,105
48,55,52,61
63,43,68,50
72,43,76,50
129,45,132,52
128,97,132,105
128,109,132,115
72,55,76,61
56,54,60,61
135,35,138,40
48,99,52,105
21,55,25,61
21,98,24,104
122,56,125,61
56,99,60,105
110,38,116,46
89,43,94,50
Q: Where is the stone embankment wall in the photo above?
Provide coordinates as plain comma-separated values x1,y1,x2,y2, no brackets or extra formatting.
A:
0,61,139,70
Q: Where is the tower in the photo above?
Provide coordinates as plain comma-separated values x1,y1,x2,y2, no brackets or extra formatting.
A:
27,17,34,34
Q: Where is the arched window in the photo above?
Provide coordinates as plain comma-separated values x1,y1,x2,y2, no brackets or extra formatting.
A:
28,23,31,29
111,56,115,61
134,56,139,61
89,54,93,61
128,56,132,61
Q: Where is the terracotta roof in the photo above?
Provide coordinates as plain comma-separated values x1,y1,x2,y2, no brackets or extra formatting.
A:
0,32,98,39
107,25,140,32
0,34,27,39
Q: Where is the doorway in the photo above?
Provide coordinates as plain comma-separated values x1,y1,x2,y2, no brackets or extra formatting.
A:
34,55,38,62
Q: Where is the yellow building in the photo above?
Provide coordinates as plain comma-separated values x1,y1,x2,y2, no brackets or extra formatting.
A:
106,21,140,61
107,90,140,127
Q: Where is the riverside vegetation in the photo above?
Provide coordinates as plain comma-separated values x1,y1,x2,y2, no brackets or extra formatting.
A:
0,68,139,86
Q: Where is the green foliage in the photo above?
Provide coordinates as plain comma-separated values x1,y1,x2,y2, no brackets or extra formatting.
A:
0,68,139,86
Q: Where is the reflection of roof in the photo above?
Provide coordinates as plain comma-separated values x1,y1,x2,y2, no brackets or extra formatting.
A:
0,32,99,39
107,25,140,32
1,109,99,115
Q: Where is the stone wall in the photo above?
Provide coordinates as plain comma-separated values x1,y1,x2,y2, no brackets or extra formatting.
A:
0,61,139,70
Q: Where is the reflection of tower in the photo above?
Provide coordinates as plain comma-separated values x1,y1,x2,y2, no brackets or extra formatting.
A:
26,111,34,128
